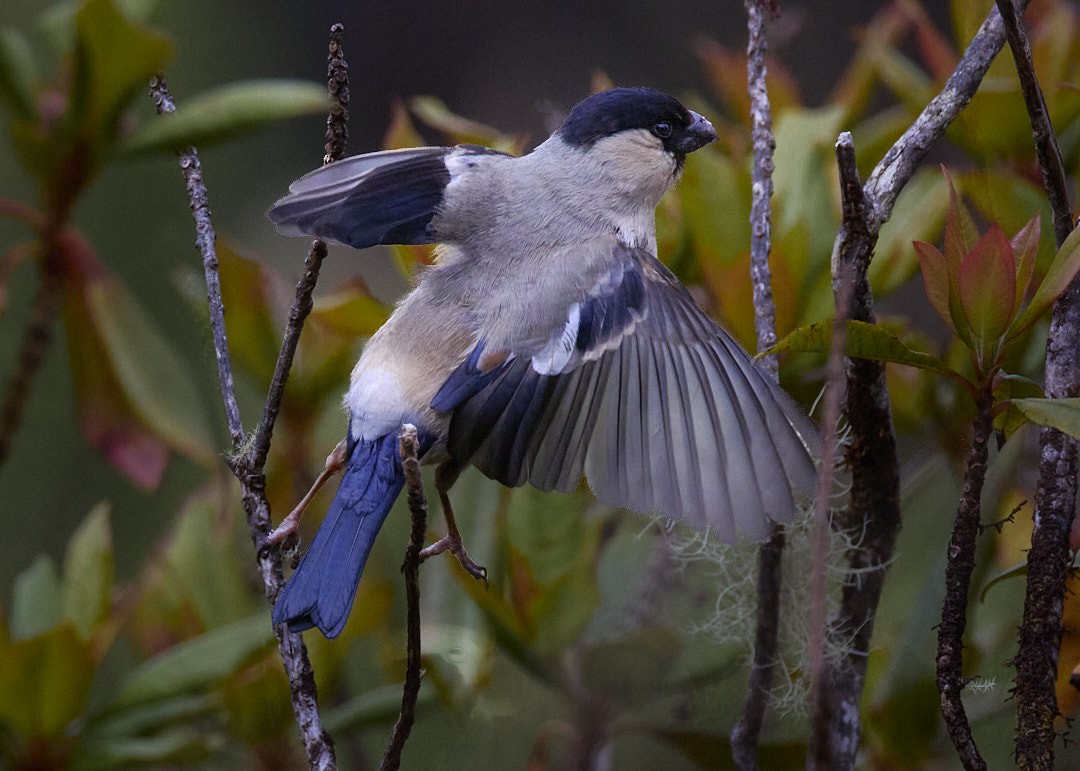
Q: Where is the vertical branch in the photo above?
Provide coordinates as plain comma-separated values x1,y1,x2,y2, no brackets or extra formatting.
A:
731,1,784,767
936,390,993,771
380,424,427,771
992,4,1080,767
0,257,60,467
148,23,352,769
150,83,245,447
807,133,881,769
250,22,349,471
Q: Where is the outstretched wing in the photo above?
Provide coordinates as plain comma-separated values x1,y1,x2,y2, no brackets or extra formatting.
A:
432,245,819,541
267,145,511,249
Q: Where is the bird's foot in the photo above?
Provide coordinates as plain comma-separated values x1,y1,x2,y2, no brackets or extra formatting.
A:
420,533,488,585
266,508,302,548
267,439,348,548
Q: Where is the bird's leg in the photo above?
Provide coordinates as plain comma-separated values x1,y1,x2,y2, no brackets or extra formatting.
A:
267,439,348,546
420,460,488,585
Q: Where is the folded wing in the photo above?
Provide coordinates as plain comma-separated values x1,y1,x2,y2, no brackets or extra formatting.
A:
267,146,510,249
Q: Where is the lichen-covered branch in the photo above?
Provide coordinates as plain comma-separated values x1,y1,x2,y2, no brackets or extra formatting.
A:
730,2,784,767
988,3,1079,767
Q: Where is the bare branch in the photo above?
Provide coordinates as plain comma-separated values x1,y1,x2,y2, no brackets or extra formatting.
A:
806,134,871,769
731,2,785,766
937,390,993,771
380,424,427,771
150,78,245,448
0,255,60,467
993,0,1072,247
250,23,349,471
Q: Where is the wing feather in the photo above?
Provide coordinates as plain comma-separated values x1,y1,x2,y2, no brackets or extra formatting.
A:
438,243,818,541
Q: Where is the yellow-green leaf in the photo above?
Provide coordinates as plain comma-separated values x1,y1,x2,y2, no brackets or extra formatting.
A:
10,556,62,640
61,503,114,640
109,614,274,710
0,27,37,120
1011,397,1080,439
119,79,328,156
771,319,973,392
1011,225,1080,338
0,624,94,737
72,0,172,153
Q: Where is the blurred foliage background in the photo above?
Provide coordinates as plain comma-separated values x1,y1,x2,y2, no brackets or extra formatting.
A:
1,0,1079,768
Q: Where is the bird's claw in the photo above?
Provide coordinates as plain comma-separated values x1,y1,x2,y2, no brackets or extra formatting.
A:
420,533,488,586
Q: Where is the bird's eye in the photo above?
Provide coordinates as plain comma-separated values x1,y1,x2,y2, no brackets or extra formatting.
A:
652,121,673,139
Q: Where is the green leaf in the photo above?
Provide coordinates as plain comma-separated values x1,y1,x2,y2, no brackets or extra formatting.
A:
528,562,600,657
59,231,214,485
993,374,1044,439
979,561,1028,602
83,694,214,739
86,262,216,466
409,96,521,153
311,286,390,337
119,79,328,156
108,614,274,710
62,255,171,488
0,624,94,737
872,169,947,297
72,0,172,156
39,0,162,53
0,27,38,120
957,224,1015,360
75,727,217,769
61,503,114,640
324,683,436,734
1011,397,1080,439
1010,224,1080,338
11,555,62,639
771,319,974,393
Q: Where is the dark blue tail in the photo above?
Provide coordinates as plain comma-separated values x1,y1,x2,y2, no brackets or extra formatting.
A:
272,434,405,638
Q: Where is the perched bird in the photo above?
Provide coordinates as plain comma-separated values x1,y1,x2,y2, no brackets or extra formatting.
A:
267,87,818,638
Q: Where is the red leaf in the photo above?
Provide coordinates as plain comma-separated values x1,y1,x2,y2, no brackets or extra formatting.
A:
913,241,960,336
58,230,169,489
957,224,1016,361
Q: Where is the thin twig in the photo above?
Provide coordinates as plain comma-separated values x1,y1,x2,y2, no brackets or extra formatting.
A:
936,389,992,771
0,252,60,467
731,1,784,766
380,424,427,771
806,134,866,770
250,23,348,472
149,81,244,448
994,4,1079,765
993,0,1072,247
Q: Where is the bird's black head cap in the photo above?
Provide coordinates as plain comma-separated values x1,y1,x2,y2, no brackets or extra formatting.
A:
558,88,698,154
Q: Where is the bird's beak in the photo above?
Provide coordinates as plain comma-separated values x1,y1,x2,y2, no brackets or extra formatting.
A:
676,111,718,154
